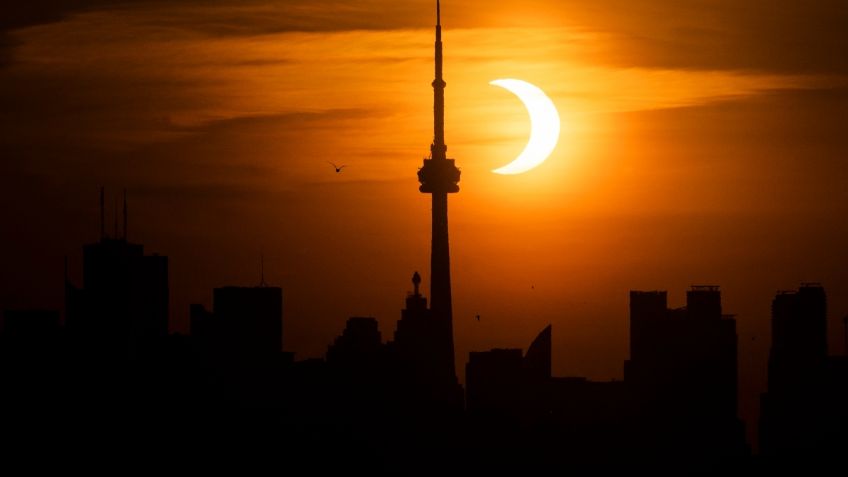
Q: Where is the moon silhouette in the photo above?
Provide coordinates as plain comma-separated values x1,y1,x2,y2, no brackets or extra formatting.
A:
490,79,561,175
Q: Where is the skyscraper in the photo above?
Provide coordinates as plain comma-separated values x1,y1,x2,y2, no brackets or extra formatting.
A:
624,286,746,457
190,285,283,362
416,0,462,410
65,189,168,356
760,283,829,454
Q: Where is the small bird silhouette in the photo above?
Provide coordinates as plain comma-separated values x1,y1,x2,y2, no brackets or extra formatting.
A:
475,314,481,322
327,161,346,173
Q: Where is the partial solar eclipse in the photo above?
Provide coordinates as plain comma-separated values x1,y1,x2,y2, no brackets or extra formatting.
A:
490,79,561,175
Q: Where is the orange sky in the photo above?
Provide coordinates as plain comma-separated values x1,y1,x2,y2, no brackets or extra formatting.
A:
2,0,848,444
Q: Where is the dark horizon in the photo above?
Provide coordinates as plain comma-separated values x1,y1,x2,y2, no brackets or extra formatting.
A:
4,224,847,465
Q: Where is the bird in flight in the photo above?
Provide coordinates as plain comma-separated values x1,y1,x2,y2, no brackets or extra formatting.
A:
327,162,346,173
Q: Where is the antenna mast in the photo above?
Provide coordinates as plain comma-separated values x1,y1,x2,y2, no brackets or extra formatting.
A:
432,0,446,156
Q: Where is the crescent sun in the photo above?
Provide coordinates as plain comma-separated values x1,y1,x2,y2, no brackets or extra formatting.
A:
490,79,561,175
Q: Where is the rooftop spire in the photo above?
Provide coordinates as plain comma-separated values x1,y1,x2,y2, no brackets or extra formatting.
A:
412,271,422,296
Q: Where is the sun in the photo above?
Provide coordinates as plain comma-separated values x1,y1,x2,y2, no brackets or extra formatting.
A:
490,79,561,175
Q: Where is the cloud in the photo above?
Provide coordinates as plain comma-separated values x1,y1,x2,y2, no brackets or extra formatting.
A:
581,0,848,74
0,1,422,67
3,1,847,74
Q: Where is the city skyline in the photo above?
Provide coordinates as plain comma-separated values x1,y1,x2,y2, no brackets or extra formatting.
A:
7,220,847,459
2,0,848,461
3,1,846,382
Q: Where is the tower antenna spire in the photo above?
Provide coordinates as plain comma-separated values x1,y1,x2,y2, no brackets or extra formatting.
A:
432,0,445,155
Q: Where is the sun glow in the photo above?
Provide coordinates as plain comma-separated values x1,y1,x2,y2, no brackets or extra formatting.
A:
489,78,561,175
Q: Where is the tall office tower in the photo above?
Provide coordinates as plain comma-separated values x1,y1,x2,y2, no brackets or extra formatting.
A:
760,283,828,454
66,189,168,356
625,286,745,457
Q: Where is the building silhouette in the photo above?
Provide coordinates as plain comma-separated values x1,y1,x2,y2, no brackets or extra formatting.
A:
466,326,552,421
625,286,746,457
1,309,61,344
4,2,848,469
466,347,525,419
415,0,462,411
190,285,283,363
759,283,848,455
389,271,460,409
65,189,168,356
327,316,383,369
464,287,748,460
465,325,631,460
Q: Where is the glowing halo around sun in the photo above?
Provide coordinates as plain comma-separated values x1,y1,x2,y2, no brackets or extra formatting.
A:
490,79,561,175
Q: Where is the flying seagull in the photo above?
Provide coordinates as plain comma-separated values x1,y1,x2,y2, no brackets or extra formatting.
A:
328,161,346,173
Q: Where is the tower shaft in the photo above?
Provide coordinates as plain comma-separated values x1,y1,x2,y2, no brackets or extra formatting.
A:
417,1,461,407
430,190,455,371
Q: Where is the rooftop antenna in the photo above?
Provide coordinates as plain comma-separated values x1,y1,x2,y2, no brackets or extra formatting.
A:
99,186,105,240
122,188,128,240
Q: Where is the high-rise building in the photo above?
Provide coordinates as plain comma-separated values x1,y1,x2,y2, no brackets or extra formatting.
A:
65,189,168,355
625,286,745,457
393,273,437,381
760,283,830,454
768,284,827,390
523,324,552,381
465,325,551,418
464,325,630,456
327,316,383,369
191,285,283,362
466,348,524,418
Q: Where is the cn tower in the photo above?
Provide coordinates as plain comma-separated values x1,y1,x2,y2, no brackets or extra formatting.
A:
417,0,461,402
